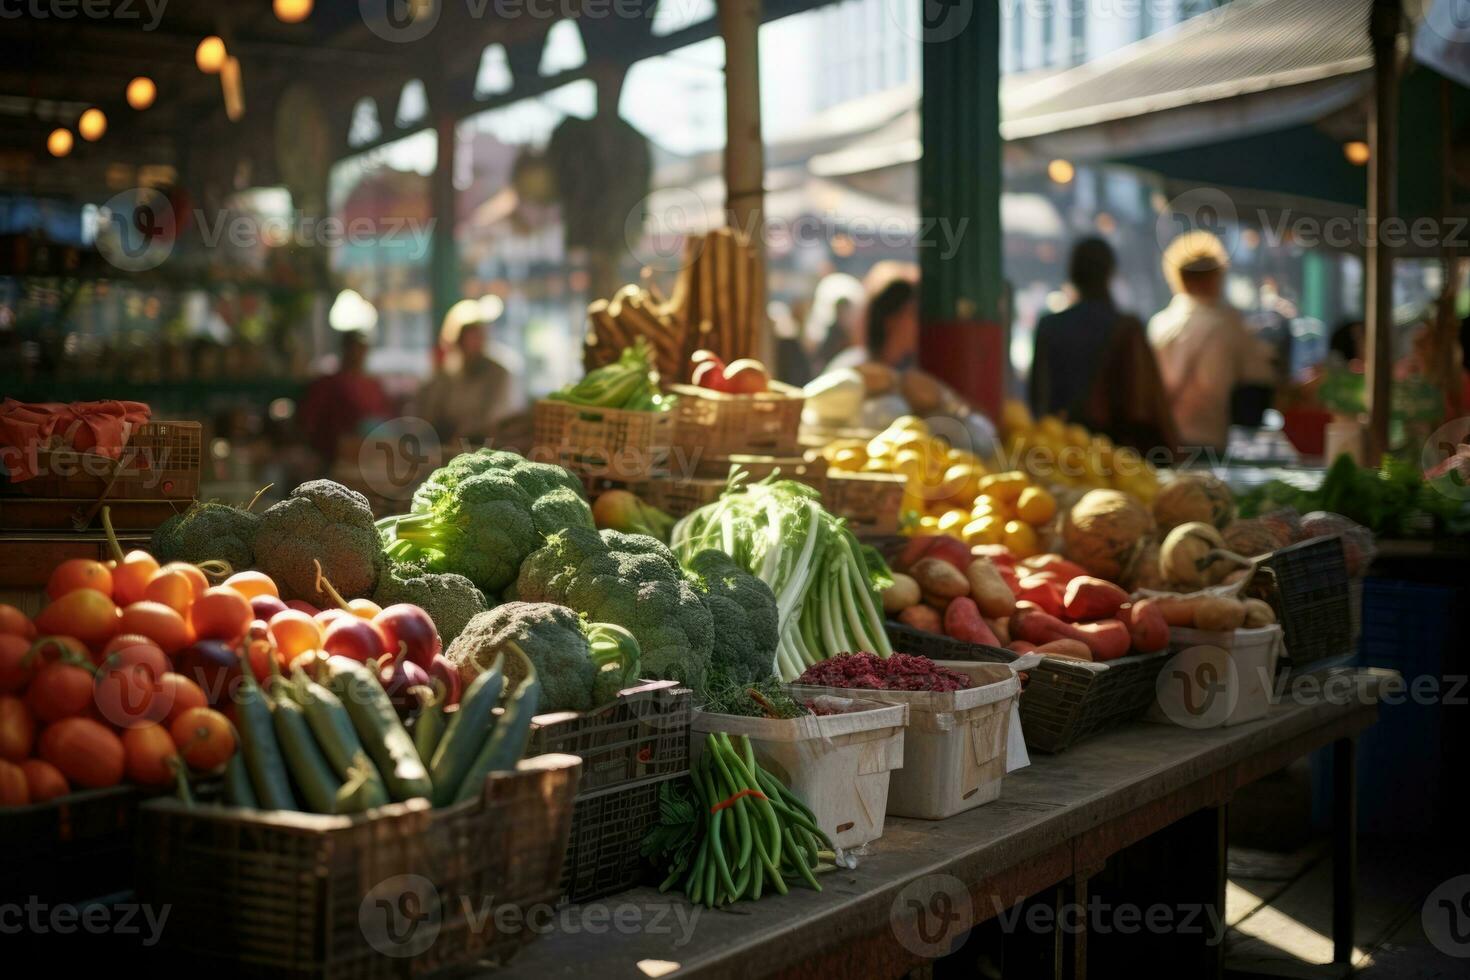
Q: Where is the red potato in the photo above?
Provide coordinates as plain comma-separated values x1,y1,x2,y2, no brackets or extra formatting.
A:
1121,600,1169,653
897,604,943,634
1007,640,1038,654
998,564,1021,595
898,535,973,574
1019,554,1089,582
1016,575,1065,618
1063,577,1129,622
1012,607,1129,661
910,558,971,600
1070,620,1131,661
969,544,1016,569
991,616,1011,647
944,597,999,647
1037,639,1092,661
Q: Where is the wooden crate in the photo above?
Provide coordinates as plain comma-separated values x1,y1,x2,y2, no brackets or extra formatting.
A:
691,452,828,493
825,471,907,536
531,400,674,481
668,382,805,458
11,420,201,501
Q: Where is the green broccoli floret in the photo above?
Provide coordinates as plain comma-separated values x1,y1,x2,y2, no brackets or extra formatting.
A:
686,549,779,684
149,501,261,569
254,480,384,601
381,449,594,596
515,527,714,691
372,564,489,646
443,602,640,712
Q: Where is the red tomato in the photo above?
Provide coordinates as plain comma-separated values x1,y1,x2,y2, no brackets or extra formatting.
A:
39,718,125,789
144,567,197,614
189,587,253,642
268,610,323,660
0,759,28,805
169,707,236,771
26,657,97,723
20,759,68,803
110,550,160,606
123,723,181,786
156,672,208,726
33,589,119,649
0,635,34,694
47,559,113,600
117,601,193,654
0,604,35,640
94,664,166,729
0,695,34,761
99,634,168,678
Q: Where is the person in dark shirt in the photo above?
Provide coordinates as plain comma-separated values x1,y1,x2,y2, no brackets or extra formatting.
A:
296,330,392,471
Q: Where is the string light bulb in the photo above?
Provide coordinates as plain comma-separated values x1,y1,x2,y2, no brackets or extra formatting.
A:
78,108,107,141
196,35,227,73
273,0,312,23
1343,141,1370,166
47,128,73,157
126,76,156,110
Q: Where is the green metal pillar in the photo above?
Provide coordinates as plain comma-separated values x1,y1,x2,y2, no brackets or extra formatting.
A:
429,98,460,334
918,0,1005,420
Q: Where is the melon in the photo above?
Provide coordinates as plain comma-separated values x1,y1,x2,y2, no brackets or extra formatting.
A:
1221,518,1289,557
1160,521,1240,589
1062,489,1155,584
1152,474,1234,531
1125,541,1167,592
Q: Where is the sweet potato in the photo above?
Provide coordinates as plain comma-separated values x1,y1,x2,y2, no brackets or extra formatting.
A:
911,557,971,600
898,536,972,574
1011,607,1078,647
1121,599,1169,653
970,544,1016,569
1193,596,1246,632
1242,598,1277,627
1063,576,1128,621
1007,640,1038,654
1070,619,1131,661
1019,554,1089,582
1037,639,1092,661
882,573,921,614
944,597,999,647
966,560,1016,619
897,604,942,634
1153,596,1201,627
1016,575,1065,618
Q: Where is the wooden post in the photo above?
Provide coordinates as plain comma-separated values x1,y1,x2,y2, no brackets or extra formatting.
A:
919,0,1005,420
1364,0,1401,462
719,0,767,361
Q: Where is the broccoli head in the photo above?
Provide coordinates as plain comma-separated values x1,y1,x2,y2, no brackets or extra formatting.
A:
372,564,488,647
515,527,713,691
444,601,640,713
149,501,261,570
254,480,384,601
686,549,779,685
382,449,594,596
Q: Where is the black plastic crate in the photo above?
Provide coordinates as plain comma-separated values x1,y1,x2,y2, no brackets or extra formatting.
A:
525,681,691,794
559,773,682,903
1250,535,1352,670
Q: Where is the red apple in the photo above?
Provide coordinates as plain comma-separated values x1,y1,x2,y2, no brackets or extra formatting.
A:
723,358,770,394
428,655,462,706
250,594,288,621
692,360,729,392
379,656,432,716
286,599,320,616
373,604,441,671
690,349,725,369
322,617,388,663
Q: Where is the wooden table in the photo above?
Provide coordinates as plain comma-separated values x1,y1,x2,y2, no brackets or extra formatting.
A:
496,675,1382,980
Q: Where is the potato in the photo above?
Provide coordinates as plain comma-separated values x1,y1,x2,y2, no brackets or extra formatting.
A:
882,573,921,614
898,604,943,634
1193,596,1246,632
911,557,970,600
1242,598,1277,627
966,559,1017,619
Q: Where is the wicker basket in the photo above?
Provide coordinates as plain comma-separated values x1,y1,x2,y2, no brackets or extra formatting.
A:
531,400,674,481
826,471,908,536
886,622,1168,753
0,786,143,905
1248,535,1352,670
138,755,581,978
692,452,827,490
668,382,805,458
641,477,729,518
11,420,201,501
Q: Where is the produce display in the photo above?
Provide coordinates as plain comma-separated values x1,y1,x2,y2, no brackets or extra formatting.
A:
642,733,832,908
1240,453,1470,539
670,478,893,681
796,652,972,692
999,400,1161,502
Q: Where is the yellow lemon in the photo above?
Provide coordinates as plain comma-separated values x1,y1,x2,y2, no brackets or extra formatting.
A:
1065,423,1091,448
1002,399,1034,435
963,515,1005,547
1037,415,1065,440
977,470,1029,504
830,447,866,471
917,514,941,533
1016,485,1057,525
937,509,970,535
889,415,930,436
1003,519,1040,559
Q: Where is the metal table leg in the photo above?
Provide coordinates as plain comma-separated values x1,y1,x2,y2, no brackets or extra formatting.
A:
1332,737,1357,965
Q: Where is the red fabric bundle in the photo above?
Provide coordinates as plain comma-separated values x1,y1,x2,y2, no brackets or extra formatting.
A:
0,399,151,481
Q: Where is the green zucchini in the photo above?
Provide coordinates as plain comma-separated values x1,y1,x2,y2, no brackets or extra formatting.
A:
412,695,447,766
271,690,343,814
335,750,390,812
429,658,503,807
325,658,432,802
222,752,257,808
294,667,391,803
453,648,540,804
235,655,298,810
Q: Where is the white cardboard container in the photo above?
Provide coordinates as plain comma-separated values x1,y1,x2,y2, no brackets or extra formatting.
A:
1148,625,1284,729
792,662,1025,820
691,698,906,850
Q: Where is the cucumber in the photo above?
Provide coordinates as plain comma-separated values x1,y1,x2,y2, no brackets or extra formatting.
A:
412,697,447,766
294,667,390,803
222,752,257,808
429,658,503,807
454,649,540,804
272,690,344,814
235,655,298,810
325,658,432,802
335,750,390,812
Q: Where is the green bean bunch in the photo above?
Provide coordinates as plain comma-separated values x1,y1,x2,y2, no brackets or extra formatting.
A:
660,733,832,908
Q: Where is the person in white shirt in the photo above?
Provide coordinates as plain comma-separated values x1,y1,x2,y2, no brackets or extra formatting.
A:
1148,232,1273,454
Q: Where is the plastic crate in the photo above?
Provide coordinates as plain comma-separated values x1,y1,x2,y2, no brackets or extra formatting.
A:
525,681,690,794
826,471,907,536
138,755,581,979
1249,535,1352,670
885,622,1169,753
559,772,682,903
13,420,201,501
531,400,674,481
668,382,805,458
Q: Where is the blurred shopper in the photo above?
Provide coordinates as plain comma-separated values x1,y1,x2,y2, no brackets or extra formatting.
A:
1329,318,1365,365
805,273,865,371
296,330,392,471
828,277,919,373
768,301,813,386
1149,232,1273,453
414,299,522,449
1030,238,1178,454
